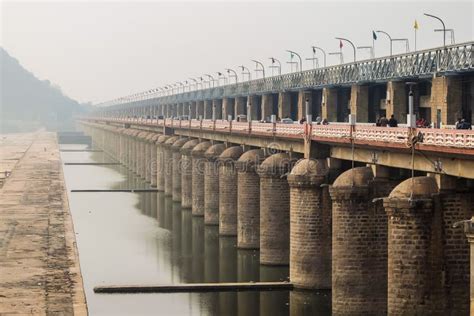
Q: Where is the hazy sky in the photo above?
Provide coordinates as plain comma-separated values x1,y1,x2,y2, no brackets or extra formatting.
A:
1,1,473,104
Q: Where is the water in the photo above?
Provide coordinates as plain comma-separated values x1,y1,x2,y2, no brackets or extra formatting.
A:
61,144,331,316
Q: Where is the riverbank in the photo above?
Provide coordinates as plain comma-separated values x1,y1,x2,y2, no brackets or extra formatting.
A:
0,132,87,315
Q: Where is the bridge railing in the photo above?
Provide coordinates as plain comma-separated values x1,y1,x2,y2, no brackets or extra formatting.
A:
98,41,474,111
89,117,474,151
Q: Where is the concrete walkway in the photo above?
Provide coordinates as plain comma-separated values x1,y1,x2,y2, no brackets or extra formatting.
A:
0,132,87,315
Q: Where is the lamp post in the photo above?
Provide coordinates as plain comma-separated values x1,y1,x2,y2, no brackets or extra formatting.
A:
335,37,356,62
225,68,238,83
251,59,265,78
269,57,282,76
188,78,199,90
240,65,252,81
424,13,446,47
286,50,303,72
217,72,227,85
204,74,216,87
312,46,327,67
306,47,319,68
376,30,393,56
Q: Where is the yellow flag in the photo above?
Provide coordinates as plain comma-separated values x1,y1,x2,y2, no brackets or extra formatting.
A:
414,20,419,30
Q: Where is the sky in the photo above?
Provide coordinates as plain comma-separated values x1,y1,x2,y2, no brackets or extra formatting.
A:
1,0,473,104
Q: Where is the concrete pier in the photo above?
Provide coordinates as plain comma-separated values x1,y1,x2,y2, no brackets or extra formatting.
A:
180,139,200,208
171,137,189,202
191,141,212,216
0,132,87,314
156,135,171,191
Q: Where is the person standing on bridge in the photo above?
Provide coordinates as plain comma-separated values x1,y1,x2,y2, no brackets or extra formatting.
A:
379,115,389,127
388,115,398,127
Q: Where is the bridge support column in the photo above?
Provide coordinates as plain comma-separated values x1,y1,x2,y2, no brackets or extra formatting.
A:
212,99,223,120
434,174,473,314
235,97,246,117
278,92,291,120
222,98,234,120
204,144,226,225
204,100,213,119
150,135,160,187
350,85,369,122
322,87,337,122
163,136,179,196
177,103,184,117
196,101,204,119
236,149,265,249
430,76,463,125
156,135,170,191
218,146,244,236
144,134,154,183
257,153,296,265
248,95,260,121
261,94,274,121
180,139,200,208
189,101,196,119
297,90,312,121
386,81,407,123
329,167,388,315
137,132,148,179
288,159,331,289
182,102,190,117
191,141,212,216
171,138,188,202
383,176,443,315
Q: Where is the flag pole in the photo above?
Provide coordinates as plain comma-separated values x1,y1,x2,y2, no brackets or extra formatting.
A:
415,28,417,51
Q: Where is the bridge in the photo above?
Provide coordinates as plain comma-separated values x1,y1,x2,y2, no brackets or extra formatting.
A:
80,41,474,316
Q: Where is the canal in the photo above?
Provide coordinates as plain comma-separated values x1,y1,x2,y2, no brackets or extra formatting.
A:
60,144,330,315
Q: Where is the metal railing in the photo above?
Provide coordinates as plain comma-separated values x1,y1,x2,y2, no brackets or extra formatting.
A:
98,41,474,112
83,117,474,151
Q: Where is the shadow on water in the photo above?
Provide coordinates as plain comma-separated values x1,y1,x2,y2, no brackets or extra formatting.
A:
61,144,331,316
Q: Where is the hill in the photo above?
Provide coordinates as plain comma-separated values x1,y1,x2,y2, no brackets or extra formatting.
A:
0,48,87,133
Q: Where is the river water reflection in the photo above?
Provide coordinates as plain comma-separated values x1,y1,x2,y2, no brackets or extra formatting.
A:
61,144,331,316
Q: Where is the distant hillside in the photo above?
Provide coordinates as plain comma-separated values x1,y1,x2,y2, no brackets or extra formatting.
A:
0,48,87,133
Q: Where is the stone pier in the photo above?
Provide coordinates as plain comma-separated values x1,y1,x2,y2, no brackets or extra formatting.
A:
191,141,212,216
204,143,225,225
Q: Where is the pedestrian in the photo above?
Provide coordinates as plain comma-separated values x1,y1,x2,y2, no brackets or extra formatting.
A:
388,115,398,127
315,116,322,125
379,116,389,127
455,118,463,129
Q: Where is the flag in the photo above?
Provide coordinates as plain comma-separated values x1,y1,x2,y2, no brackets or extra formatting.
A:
414,20,419,30
372,31,377,40
339,40,343,49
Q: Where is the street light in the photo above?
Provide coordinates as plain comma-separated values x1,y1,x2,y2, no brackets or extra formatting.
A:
251,59,265,78
424,13,446,47
434,28,455,44
335,37,356,62
240,65,251,81
312,46,327,67
376,30,393,56
225,68,238,83
306,48,319,68
286,50,303,72
188,78,199,90
217,72,227,85
204,74,216,87
269,57,282,76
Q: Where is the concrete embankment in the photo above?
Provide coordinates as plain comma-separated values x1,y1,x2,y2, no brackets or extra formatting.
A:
0,132,87,315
